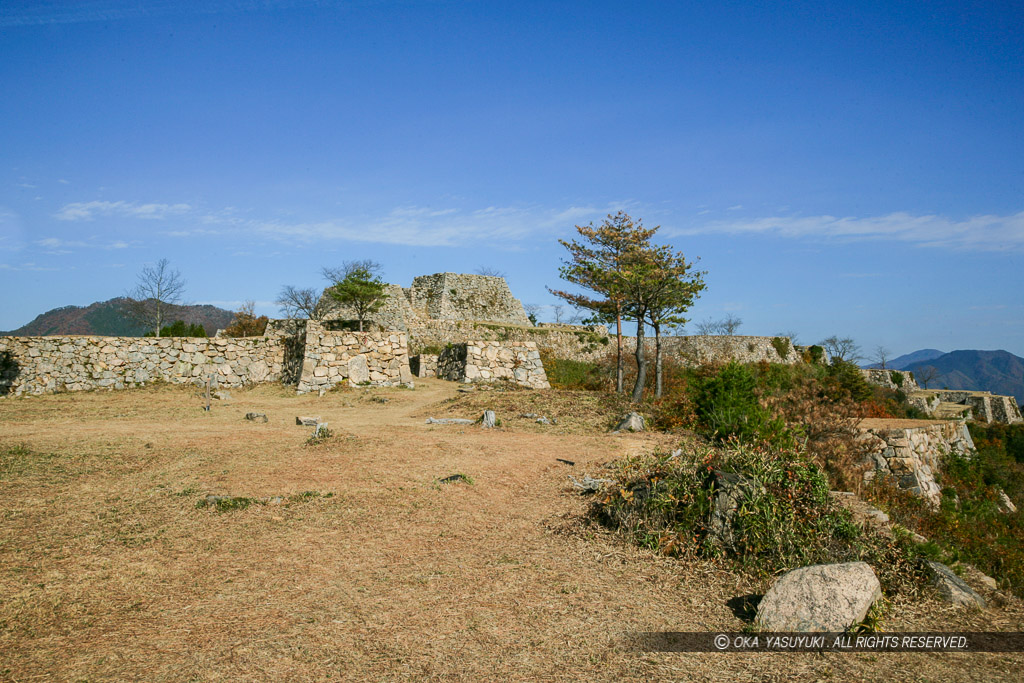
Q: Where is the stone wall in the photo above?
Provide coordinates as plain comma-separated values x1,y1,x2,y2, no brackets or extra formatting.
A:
409,320,612,362
857,420,975,507
0,334,286,396
296,321,412,394
315,272,531,331
861,368,920,392
436,341,550,389
909,390,1023,425
410,354,438,378
626,335,800,366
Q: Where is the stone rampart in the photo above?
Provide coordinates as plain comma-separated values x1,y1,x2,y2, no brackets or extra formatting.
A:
0,334,285,396
315,272,531,331
409,320,611,362
860,369,920,392
296,321,412,394
857,419,975,507
436,341,550,389
622,335,799,366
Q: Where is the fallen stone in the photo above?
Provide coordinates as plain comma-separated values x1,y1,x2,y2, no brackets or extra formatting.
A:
296,416,321,426
955,563,998,591
614,412,645,432
755,562,883,632
245,412,268,423
997,489,1017,514
425,417,476,425
556,458,575,466
927,561,986,607
521,413,540,419
311,422,330,439
439,473,470,484
707,469,766,551
481,410,497,428
213,390,231,400
569,474,614,494
536,416,552,425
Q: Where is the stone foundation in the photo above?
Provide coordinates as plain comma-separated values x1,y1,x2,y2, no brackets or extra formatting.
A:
296,321,412,394
436,341,550,389
410,354,438,378
857,419,975,507
0,334,286,396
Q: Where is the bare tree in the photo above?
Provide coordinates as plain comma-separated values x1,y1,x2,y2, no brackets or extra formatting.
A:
820,335,862,364
871,345,891,369
124,258,186,337
551,304,565,323
695,315,743,335
523,303,540,326
718,314,743,335
276,285,319,319
474,266,506,278
916,365,939,389
695,318,717,335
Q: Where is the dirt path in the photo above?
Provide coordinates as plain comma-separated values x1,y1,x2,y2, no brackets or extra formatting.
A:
1,383,1022,681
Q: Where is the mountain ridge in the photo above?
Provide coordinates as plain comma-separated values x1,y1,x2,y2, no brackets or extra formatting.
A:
1,298,235,337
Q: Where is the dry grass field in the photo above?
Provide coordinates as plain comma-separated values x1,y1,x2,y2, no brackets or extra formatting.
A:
2,380,1023,681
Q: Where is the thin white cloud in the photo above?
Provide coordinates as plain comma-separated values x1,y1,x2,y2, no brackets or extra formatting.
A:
35,237,137,253
58,179,70,185
54,200,191,221
669,211,1024,251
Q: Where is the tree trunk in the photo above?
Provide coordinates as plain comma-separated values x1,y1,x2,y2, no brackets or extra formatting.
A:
654,321,663,398
631,313,647,402
615,304,623,394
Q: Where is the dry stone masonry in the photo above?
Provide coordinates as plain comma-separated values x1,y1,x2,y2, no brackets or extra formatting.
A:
436,341,550,389
0,334,285,396
296,321,412,394
315,272,532,331
857,420,976,507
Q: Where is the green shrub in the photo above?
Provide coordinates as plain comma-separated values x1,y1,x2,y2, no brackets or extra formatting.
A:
771,337,791,359
595,442,920,591
890,371,904,387
541,355,610,391
806,345,825,364
691,362,793,447
826,360,873,402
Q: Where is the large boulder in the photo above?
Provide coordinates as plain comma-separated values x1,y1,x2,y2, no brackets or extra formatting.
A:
614,412,646,432
755,562,882,632
926,561,986,607
347,355,370,385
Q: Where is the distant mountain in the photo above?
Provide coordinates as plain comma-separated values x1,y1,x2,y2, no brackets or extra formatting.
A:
1,298,235,337
905,350,1024,404
879,348,946,370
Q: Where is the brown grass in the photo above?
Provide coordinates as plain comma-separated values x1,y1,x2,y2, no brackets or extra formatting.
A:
1,380,1022,681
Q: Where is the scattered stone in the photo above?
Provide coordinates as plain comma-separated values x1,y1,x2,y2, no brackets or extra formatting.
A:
296,416,321,426
997,489,1017,514
457,385,476,393
707,469,766,550
536,417,554,425
481,410,497,428
755,562,883,632
439,474,470,484
425,417,476,425
927,561,986,607
556,458,575,466
312,422,331,440
614,412,645,432
521,413,540,419
955,563,998,591
569,475,614,494
245,412,268,423
213,390,231,400
371,396,390,404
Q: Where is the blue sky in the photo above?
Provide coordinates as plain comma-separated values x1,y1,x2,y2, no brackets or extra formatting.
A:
2,0,1022,357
